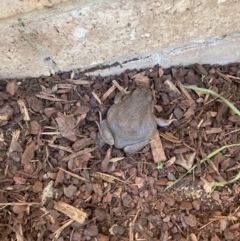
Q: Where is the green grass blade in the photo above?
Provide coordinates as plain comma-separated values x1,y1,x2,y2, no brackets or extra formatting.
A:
183,85,240,116
165,143,240,191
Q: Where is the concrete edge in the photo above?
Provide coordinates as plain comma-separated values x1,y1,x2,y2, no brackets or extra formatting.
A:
83,32,240,77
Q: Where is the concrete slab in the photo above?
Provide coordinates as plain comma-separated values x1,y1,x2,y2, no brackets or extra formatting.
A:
0,0,240,79
0,27,50,79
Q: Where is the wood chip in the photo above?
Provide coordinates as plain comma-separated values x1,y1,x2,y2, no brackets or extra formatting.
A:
91,172,129,184
57,83,74,89
8,130,20,157
101,147,111,172
205,127,222,135
0,113,11,121
112,80,127,93
164,79,181,95
35,94,77,103
159,132,181,144
6,80,18,96
17,100,30,121
92,91,102,104
177,81,193,100
21,142,36,165
159,68,164,77
227,74,240,80
215,70,231,82
150,131,166,163
101,84,117,102
66,79,93,85
48,144,73,153
53,219,74,240
55,113,77,142
109,157,125,162
54,201,88,224
61,147,96,161
58,168,88,182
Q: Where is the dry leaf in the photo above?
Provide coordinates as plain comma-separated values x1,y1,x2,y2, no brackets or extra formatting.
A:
175,152,196,170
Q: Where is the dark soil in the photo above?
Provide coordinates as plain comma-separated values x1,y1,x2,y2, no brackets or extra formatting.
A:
0,63,240,241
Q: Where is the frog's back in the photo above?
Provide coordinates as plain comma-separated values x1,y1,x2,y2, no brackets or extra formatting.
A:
107,87,157,149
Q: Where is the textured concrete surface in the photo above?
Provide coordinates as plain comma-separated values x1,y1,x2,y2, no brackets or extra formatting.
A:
0,0,240,79
0,27,50,78
0,0,70,19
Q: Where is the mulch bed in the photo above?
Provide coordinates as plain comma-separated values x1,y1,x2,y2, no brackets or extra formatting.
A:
0,63,240,241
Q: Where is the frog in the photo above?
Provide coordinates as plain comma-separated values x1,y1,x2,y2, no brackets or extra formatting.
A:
98,84,176,153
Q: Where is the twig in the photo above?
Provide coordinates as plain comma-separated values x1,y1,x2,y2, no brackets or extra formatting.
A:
92,91,102,104
41,132,60,135
66,79,93,85
101,84,117,102
35,94,77,103
54,219,74,239
198,220,215,231
129,209,141,241
176,80,193,100
61,147,96,161
48,144,73,153
91,172,130,184
215,70,231,82
112,80,128,93
58,167,89,182
227,74,240,80
0,202,39,206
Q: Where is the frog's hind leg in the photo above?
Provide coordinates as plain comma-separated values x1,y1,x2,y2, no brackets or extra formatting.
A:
96,112,115,146
124,140,149,154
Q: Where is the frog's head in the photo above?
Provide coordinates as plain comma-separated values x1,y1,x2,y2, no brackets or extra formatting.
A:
134,79,150,88
131,72,151,87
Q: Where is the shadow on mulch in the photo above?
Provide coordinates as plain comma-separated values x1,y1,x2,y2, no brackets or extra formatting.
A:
0,63,240,241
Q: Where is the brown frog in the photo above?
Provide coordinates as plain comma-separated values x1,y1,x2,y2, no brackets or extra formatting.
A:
98,85,175,153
